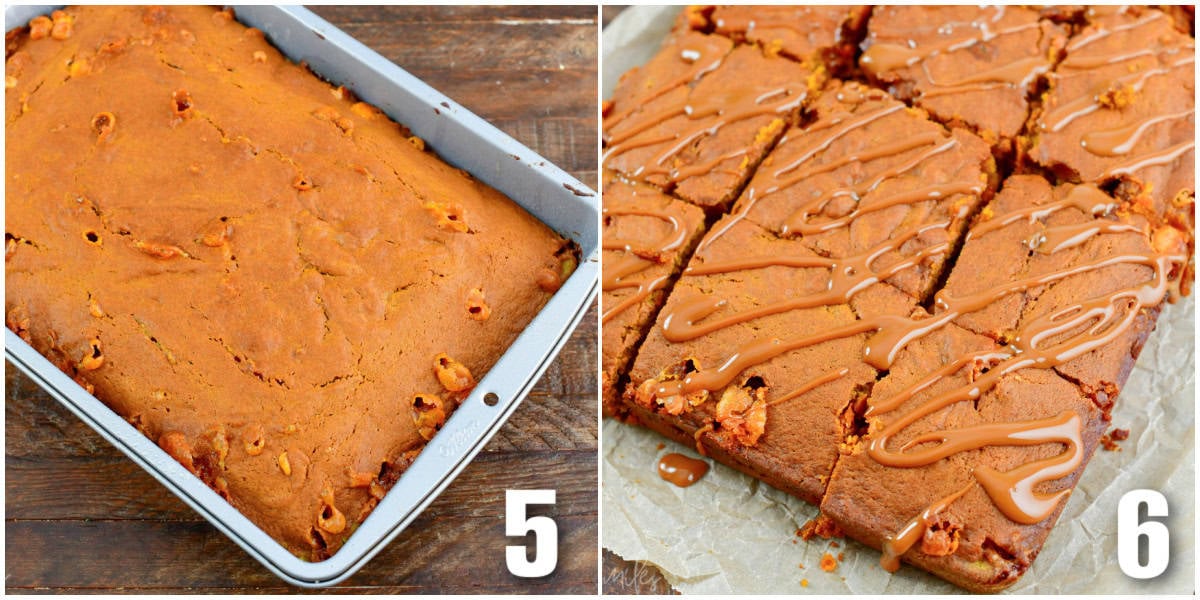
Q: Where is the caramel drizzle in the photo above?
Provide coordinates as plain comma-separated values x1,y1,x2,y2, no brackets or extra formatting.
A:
918,56,1050,99
860,9,1041,74
650,182,1182,564
663,231,1173,397
673,147,747,181
694,102,911,248
1046,31,1196,179
601,205,689,324
881,484,972,572
1026,220,1143,255
966,183,1119,240
1102,140,1196,179
1059,47,1156,71
768,367,850,408
663,222,950,343
865,238,1177,568
603,37,729,135
782,166,977,237
1040,52,1194,133
1064,10,1167,54
1081,109,1195,158
703,102,980,250
696,102,907,250
771,104,905,179
771,132,949,223
603,80,806,182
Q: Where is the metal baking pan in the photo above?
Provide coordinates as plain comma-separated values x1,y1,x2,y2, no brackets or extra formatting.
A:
3,5,598,588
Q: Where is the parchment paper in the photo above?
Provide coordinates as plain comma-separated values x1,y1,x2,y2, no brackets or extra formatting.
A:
601,6,1196,594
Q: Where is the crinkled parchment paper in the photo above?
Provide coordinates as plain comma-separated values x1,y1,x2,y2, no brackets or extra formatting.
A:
601,6,1196,594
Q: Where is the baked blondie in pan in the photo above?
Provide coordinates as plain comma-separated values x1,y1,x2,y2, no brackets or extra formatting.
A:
6,5,598,587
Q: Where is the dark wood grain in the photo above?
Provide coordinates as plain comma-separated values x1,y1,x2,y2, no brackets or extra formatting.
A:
5,5,598,594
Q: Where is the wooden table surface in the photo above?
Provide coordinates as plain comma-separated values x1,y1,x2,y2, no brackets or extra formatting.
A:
5,5,599,594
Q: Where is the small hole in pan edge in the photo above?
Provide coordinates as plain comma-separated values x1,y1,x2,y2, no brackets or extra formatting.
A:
483,392,499,407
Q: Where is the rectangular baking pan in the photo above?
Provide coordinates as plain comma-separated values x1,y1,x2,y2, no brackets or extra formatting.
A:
3,5,598,588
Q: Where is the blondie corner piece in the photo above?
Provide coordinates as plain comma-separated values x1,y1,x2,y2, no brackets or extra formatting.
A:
603,31,819,211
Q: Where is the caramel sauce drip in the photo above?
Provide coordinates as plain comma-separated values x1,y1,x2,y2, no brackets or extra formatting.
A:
966,182,1119,240
1060,47,1156,71
702,101,982,253
1026,221,1143,255
771,132,952,228
602,204,691,324
602,259,671,325
657,452,709,487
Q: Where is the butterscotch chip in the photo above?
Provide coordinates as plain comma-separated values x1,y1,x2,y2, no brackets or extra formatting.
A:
423,201,468,232
433,354,474,393
292,174,314,191
714,385,766,447
535,268,561,293
317,487,346,534
91,112,116,142
465,287,491,321
78,338,104,371
349,472,375,488
350,102,378,119
171,89,193,117
28,16,52,40
412,392,447,440
242,424,266,456
132,240,188,259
